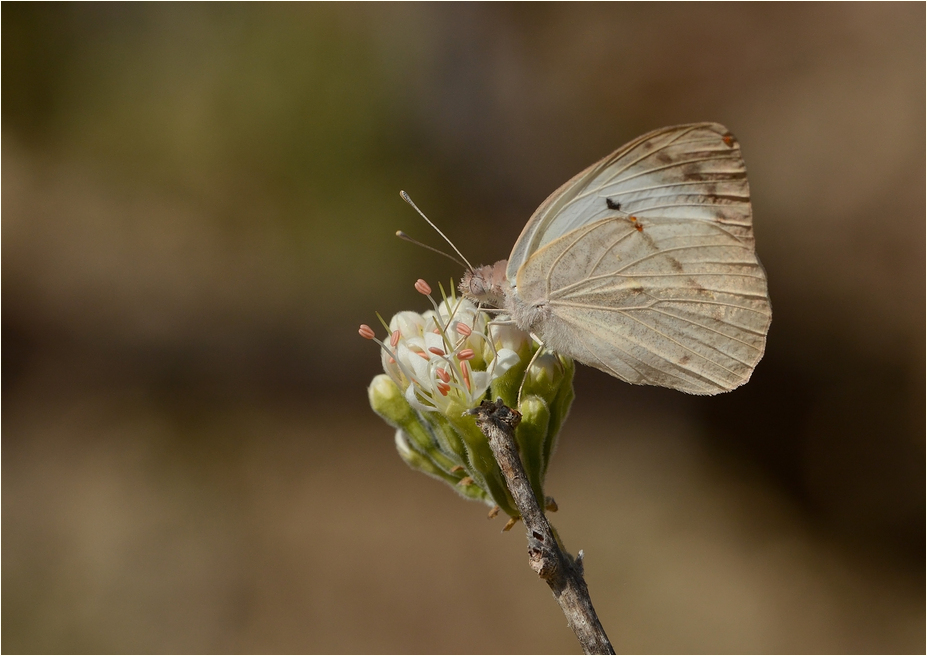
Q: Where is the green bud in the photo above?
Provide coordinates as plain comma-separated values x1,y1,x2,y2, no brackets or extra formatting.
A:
543,355,575,480
514,395,551,507
444,408,520,518
369,374,460,474
394,430,488,503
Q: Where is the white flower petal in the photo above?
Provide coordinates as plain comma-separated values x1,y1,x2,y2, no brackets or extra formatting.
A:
390,311,426,336
423,332,447,353
405,381,435,412
406,351,432,382
467,371,492,399
492,348,520,377
489,323,530,352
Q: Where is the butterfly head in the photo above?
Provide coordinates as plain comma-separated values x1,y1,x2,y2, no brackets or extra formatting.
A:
459,260,509,309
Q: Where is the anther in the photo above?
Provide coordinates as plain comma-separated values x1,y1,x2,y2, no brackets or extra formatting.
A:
436,368,451,383
414,279,432,295
358,324,376,340
456,323,472,337
457,349,475,361
390,330,401,347
436,381,451,396
428,346,446,356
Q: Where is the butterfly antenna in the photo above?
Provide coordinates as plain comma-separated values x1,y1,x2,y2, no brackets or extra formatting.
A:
400,191,475,271
395,231,467,269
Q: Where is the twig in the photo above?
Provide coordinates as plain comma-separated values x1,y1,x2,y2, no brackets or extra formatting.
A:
468,398,615,655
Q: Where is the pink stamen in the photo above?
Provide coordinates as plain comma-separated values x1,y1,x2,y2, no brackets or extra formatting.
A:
436,368,450,383
390,330,400,347
457,349,475,361
416,351,430,360
388,357,396,364
414,279,432,295
358,324,376,340
436,381,451,396
428,346,446,356
461,363,471,391
433,328,441,334
456,323,472,337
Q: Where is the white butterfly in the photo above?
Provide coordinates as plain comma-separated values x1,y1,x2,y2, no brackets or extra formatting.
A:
460,123,771,395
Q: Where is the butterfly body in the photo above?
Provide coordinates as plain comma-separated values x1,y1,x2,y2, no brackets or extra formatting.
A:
461,123,771,396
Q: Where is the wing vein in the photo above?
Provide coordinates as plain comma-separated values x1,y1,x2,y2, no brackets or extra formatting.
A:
615,309,744,378
552,298,771,317
612,243,757,274
644,307,764,354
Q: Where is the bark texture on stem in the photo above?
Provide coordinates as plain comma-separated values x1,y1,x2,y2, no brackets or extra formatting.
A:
468,399,615,655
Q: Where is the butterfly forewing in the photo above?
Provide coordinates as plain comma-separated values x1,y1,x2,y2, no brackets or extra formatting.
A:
509,123,771,395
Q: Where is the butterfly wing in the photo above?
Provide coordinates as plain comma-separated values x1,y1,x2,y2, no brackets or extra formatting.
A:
507,123,771,395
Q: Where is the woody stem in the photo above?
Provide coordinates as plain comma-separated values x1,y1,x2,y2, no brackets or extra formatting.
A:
468,398,615,655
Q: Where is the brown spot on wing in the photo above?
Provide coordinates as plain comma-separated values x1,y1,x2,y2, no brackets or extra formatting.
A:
681,162,704,181
637,227,659,250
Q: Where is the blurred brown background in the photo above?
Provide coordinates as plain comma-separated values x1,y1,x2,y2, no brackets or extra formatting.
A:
3,3,924,653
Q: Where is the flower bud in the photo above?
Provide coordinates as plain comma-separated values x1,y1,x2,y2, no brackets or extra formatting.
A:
394,430,488,503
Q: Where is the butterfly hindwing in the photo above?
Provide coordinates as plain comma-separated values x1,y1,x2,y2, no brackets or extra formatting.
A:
508,123,771,395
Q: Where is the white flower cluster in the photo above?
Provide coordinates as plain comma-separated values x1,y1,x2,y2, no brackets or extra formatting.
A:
360,278,574,518
362,280,527,414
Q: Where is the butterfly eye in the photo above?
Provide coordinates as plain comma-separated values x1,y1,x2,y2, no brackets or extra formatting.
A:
462,271,485,298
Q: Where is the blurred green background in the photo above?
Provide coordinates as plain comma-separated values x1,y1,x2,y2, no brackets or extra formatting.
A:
3,3,924,653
